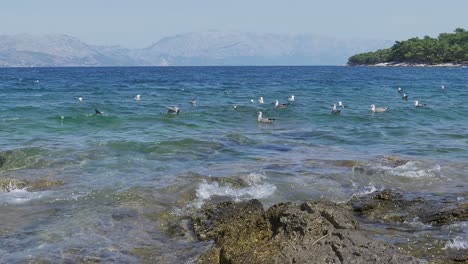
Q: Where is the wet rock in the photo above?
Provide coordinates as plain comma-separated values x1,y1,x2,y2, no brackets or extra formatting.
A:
349,189,468,226
26,179,65,192
422,203,468,226
0,177,64,192
380,155,409,167
192,199,423,264
0,177,27,192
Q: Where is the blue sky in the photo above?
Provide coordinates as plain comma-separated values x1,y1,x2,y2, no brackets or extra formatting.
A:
1,0,467,48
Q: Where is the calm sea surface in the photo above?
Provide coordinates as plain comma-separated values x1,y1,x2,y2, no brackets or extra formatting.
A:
0,66,467,262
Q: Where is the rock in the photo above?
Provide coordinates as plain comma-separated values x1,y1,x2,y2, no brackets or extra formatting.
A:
0,177,64,192
349,189,468,226
0,177,27,192
192,199,423,264
26,179,65,192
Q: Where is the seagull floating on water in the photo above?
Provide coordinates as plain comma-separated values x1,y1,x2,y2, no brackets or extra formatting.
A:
257,111,275,123
331,104,341,114
402,93,408,100
166,106,180,114
413,100,426,107
78,97,83,103
287,95,295,102
134,94,141,101
441,85,445,90
250,99,254,103
397,87,403,93
189,99,198,106
370,104,388,113
338,101,344,108
258,97,264,104
274,100,289,109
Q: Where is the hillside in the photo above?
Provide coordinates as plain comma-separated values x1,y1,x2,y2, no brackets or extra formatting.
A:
348,28,468,66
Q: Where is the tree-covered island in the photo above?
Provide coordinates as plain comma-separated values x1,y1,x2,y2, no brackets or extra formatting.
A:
348,28,468,66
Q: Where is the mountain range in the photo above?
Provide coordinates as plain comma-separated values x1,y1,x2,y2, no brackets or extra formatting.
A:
0,31,392,67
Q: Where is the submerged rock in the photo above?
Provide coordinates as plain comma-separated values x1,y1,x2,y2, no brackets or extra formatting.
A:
0,177,64,192
0,177,27,192
192,199,423,264
349,189,468,226
26,179,65,192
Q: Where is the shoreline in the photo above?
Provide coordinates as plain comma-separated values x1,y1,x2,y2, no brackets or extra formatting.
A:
351,62,468,67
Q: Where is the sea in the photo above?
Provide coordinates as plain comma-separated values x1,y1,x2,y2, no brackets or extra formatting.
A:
0,66,467,262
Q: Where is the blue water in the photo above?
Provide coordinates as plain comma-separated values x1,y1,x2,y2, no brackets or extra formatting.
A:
0,66,467,262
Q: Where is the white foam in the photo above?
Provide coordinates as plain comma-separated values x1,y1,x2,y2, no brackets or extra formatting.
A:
354,183,379,196
444,236,468,250
403,217,432,228
194,173,276,208
373,161,442,179
0,189,48,204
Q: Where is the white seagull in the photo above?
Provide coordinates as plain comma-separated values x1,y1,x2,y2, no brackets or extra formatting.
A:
274,100,289,109
441,85,445,90
166,106,180,114
331,104,341,114
250,99,254,103
189,99,198,106
397,87,403,93
257,111,275,123
402,93,408,100
338,101,344,108
78,97,83,103
258,97,264,104
370,104,388,112
287,95,295,102
134,94,141,101
413,100,426,107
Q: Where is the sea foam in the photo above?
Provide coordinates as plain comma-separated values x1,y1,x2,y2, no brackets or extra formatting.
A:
194,172,276,208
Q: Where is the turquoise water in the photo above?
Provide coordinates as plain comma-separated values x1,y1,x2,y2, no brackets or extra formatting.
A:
0,66,467,262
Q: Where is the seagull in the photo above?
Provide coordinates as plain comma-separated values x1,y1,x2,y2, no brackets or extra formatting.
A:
224,90,229,95
189,99,198,106
441,85,445,90
257,111,275,123
78,97,83,103
94,108,102,115
258,97,264,104
413,100,426,107
232,105,237,110
274,100,289,109
370,104,388,112
331,104,341,114
134,94,141,101
402,93,408,100
250,99,254,103
287,95,295,102
397,87,403,93
166,106,180,114
338,101,344,108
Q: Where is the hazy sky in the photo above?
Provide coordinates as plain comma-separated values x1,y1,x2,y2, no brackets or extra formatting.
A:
1,0,467,48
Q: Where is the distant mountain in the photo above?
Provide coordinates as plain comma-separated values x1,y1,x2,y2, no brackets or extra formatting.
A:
0,34,143,67
0,32,392,67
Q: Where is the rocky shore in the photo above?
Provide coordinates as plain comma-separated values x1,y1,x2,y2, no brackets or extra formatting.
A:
190,190,467,264
355,62,467,67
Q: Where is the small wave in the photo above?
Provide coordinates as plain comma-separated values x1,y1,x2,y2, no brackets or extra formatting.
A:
352,183,380,197
388,161,441,178
353,160,442,179
0,188,49,204
194,172,276,208
444,236,468,250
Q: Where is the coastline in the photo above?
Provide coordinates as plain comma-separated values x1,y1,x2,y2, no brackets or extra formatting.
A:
351,62,467,67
